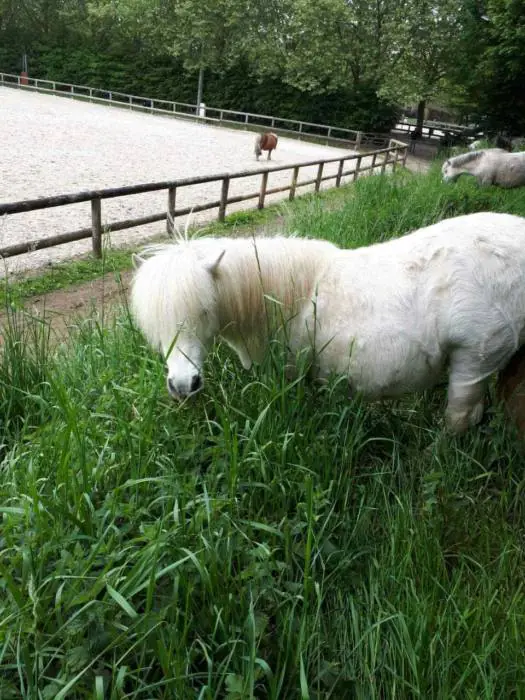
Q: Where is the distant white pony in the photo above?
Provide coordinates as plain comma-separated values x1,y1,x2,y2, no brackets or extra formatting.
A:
442,149,525,188
131,212,525,433
468,139,485,151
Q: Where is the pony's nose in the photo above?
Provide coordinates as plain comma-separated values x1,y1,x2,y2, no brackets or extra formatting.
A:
190,374,202,393
167,374,202,398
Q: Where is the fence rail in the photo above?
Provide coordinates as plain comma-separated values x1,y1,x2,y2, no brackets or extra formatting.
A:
0,71,393,150
392,121,466,141
0,141,408,260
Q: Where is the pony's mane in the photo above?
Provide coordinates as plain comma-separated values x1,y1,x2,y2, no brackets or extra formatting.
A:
132,213,205,267
212,236,333,336
449,150,485,166
131,235,337,353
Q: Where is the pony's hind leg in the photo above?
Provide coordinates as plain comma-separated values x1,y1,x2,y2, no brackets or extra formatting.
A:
445,349,488,432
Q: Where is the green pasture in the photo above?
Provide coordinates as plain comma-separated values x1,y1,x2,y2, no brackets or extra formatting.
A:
2,164,525,698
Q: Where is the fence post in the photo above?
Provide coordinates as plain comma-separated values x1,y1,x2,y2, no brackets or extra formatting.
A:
167,186,176,235
381,150,390,174
289,166,300,200
355,132,362,149
353,156,362,181
218,177,230,221
371,153,378,171
392,148,400,172
258,171,269,209
315,163,324,193
335,159,344,187
402,145,408,167
91,198,102,258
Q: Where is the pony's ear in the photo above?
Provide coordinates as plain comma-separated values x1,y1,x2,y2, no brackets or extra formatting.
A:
204,249,226,276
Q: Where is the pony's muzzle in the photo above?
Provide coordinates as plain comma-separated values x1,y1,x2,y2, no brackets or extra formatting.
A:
167,374,203,399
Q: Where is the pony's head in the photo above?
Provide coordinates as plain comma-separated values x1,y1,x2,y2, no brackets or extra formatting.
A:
131,243,225,399
254,134,262,159
442,151,484,182
441,158,461,182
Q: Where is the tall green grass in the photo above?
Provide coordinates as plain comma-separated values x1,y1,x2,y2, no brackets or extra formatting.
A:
284,161,525,248
2,167,525,698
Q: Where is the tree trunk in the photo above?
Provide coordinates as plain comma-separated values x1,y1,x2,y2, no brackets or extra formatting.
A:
415,99,426,138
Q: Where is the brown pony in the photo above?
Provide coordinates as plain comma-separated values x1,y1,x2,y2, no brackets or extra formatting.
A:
254,131,278,161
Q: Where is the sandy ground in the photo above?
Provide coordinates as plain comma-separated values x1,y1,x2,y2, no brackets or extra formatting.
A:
0,86,384,276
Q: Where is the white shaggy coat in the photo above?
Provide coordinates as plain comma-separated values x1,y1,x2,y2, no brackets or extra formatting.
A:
442,149,525,188
131,212,525,432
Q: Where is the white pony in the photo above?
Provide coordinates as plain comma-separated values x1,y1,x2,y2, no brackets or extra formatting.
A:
130,212,525,433
442,149,525,188
468,139,485,151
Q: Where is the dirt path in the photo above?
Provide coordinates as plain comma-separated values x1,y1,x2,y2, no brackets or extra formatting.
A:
27,270,131,318
11,219,285,335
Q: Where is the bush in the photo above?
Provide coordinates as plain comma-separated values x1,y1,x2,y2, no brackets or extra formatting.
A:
2,42,399,132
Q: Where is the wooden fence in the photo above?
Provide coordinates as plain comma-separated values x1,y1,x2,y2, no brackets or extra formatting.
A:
0,71,393,150
0,141,407,260
392,121,466,142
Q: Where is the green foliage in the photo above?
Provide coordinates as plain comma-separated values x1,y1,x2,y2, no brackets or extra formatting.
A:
0,0,402,131
477,0,525,134
380,0,465,107
4,0,525,134
4,43,399,131
203,67,399,131
2,168,525,697
449,0,525,133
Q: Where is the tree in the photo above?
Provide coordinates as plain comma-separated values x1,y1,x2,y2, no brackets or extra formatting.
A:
259,0,406,93
84,0,278,106
374,0,467,134
472,0,525,134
